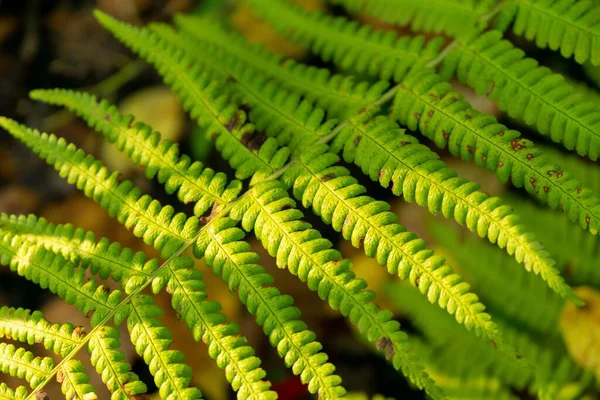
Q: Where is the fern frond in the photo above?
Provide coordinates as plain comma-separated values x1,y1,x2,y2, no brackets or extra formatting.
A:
148,23,335,152
0,117,197,259
88,326,148,400
496,0,600,65
41,78,442,396
441,30,600,160
128,295,203,400
413,340,520,400
0,343,53,388
230,180,442,398
196,217,347,399
59,360,98,400
0,213,154,287
392,68,600,241
94,11,289,185
508,195,600,287
0,118,290,400
282,144,501,341
29,88,243,217
429,222,563,335
388,283,585,393
331,0,496,38
173,15,389,118
333,112,564,298
0,236,121,326
246,0,443,82
0,384,27,400
0,307,81,356
166,257,276,399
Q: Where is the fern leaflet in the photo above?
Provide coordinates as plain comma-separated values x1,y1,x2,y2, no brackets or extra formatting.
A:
441,29,600,161
496,0,600,65
331,0,497,38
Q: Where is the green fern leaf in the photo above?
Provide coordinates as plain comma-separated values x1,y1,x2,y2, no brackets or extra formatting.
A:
0,118,304,399
59,360,98,400
0,213,155,287
0,343,53,388
388,283,586,394
148,22,336,153
230,180,443,398
0,384,28,400
496,0,600,65
166,257,276,399
333,112,565,299
196,217,347,399
173,15,389,119
0,306,81,357
246,0,443,82
0,116,197,259
441,30,600,160
392,68,600,242
148,17,563,310
508,195,600,287
128,295,203,400
94,10,289,185
331,0,497,38
88,326,148,400
29,88,243,217
429,222,563,336
38,77,442,397
282,144,502,339
0,236,122,326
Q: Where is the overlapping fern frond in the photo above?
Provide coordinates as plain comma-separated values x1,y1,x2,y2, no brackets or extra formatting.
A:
1,0,600,398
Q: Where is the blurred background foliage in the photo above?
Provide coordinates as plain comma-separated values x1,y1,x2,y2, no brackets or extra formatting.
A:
0,1,599,399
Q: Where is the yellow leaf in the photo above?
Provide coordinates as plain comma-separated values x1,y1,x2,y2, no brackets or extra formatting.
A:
560,286,600,380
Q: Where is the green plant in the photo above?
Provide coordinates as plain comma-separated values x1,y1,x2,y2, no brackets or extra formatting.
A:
1,0,600,398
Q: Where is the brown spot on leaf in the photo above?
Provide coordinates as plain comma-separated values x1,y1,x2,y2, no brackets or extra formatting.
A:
241,131,267,151
498,131,504,136
353,135,362,147
226,111,241,132
376,337,395,360
526,153,534,160
359,107,367,114
74,326,86,339
467,145,476,154
543,186,549,193
104,114,111,122
497,160,504,168
586,216,591,225
57,370,65,383
427,111,434,118
511,138,525,151
529,177,537,188
414,112,421,120
577,188,583,194
481,154,487,162
321,173,336,182
35,392,49,400
442,130,450,140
